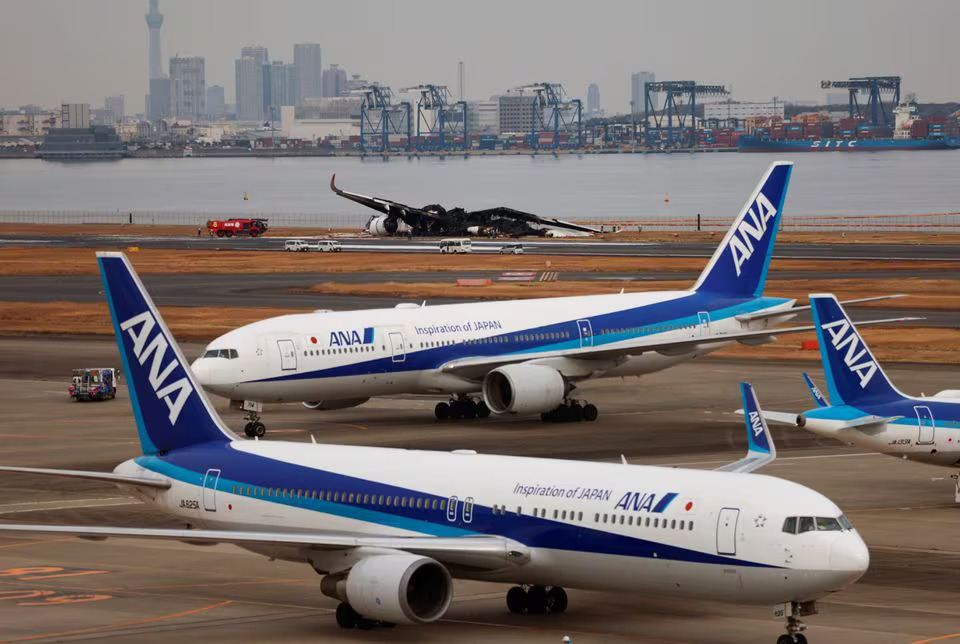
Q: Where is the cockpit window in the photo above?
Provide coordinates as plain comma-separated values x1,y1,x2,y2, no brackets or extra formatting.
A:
202,349,238,359
782,515,854,534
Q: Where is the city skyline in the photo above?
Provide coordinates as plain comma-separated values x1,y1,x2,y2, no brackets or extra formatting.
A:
2,0,959,116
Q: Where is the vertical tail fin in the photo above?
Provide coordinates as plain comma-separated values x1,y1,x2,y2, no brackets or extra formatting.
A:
809,294,903,406
716,382,776,472
693,161,793,298
801,372,830,407
98,252,235,455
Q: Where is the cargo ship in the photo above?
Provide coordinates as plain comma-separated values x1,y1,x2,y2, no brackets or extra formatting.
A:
739,102,959,152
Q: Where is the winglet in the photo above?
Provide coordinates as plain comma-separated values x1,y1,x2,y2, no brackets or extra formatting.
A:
330,173,338,193
802,372,830,407
716,382,776,473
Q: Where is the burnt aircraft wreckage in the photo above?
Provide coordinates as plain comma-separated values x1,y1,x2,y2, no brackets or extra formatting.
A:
330,175,598,237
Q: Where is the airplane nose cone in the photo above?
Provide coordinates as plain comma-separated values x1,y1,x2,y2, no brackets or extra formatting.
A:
829,534,870,577
191,358,213,385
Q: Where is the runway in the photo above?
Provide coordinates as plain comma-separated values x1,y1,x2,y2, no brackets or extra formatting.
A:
3,231,960,261
1,335,959,643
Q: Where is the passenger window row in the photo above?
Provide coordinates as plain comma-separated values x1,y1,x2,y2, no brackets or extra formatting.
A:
526,506,693,531
304,346,377,357
781,515,854,534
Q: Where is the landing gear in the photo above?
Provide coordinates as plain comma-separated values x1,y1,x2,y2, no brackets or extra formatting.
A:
242,409,265,438
777,601,815,644
505,585,568,615
434,396,489,421
540,400,599,423
334,602,394,630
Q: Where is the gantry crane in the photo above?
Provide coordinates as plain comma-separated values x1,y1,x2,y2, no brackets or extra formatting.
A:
351,85,412,153
643,81,728,149
820,76,901,128
514,83,583,150
399,84,468,152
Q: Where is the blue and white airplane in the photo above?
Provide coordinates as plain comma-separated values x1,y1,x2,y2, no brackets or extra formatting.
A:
0,253,868,643
755,295,960,501
192,161,889,435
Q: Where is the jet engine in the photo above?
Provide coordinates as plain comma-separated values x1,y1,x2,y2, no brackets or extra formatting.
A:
302,398,369,411
482,363,566,415
321,554,453,624
367,215,398,236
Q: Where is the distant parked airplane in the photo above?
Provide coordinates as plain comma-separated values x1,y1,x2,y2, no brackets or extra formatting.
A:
0,252,868,642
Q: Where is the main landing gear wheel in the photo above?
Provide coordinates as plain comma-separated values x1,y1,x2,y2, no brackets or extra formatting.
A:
243,422,266,438
505,585,568,615
435,397,487,421
541,400,599,423
777,636,807,644
334,602,394,630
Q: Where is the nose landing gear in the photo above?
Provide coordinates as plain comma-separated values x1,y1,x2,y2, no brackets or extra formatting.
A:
230,400,266,438
776,600,815,644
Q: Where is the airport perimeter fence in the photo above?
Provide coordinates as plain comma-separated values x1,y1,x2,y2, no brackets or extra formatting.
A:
1,210,959,233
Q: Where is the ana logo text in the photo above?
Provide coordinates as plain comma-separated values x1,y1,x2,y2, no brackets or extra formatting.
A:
329,327,374,347
120,311,193,424
820,318,878,388
729,192,778,277
749,411,764,437
613,491,678,513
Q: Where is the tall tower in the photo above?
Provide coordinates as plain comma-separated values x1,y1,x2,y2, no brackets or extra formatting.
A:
145,0,164,80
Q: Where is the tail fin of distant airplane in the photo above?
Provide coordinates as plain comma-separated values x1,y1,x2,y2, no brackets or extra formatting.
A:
716,382,776,473
97,252,235,455
692,161,793,298
810,294,904,406
802,372,830,407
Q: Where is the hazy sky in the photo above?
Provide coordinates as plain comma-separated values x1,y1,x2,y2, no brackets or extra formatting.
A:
3,0,958,114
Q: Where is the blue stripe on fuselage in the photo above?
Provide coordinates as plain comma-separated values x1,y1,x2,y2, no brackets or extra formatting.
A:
139,443,778,569
250,293,791,384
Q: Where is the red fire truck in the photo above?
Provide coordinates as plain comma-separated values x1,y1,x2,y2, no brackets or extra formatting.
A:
206,218,269,238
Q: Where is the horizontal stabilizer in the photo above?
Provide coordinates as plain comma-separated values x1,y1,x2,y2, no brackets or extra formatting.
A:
735,294,906,323
0,465,170,489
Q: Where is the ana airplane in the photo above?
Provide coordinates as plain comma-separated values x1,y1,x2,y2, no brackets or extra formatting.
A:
193,161,904,436
753,294,960,502
0,252,868,643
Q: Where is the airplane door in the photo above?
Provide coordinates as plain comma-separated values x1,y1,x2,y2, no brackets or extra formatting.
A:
716,507,739,555
698,311,711,337
915,405,935,445
277,339,297,371
389,332,406,363
576,319,594,347
202,468,220,512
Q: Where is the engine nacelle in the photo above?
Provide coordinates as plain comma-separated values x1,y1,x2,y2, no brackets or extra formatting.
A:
302,398,369,411
367,215,411,236
321,554,452,624
482,363,565,415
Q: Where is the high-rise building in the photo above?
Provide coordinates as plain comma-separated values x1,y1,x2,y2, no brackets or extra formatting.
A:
498,93,536,134
235,55,264,122
241,45,268,66
206,85,225,120
587,83,600,116
322,64,348,98
294,43,322,101
631,71,656,113
169,56,205,121
61,103,91,129
104,95,125,123
262,61,298,122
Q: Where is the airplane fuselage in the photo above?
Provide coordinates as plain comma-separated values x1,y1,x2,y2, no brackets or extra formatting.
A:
114,440,867,605
193,289,795,404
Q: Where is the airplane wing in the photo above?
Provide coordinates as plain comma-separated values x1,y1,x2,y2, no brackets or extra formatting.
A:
735,294,906,323
0,465,171,489
472,207,599,235
330,174,437,220
716,382,776,473
440,316,920,381
0,524,528,571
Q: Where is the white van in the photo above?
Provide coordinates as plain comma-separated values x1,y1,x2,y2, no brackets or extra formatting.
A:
284,239,310,252
439,238,472,254
316,239,342,253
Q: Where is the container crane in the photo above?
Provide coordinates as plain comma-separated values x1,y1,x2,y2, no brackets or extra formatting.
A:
513,83,583,150
398,84,468,152
643,81,728,149
820,76,901,128
350,84,412,153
